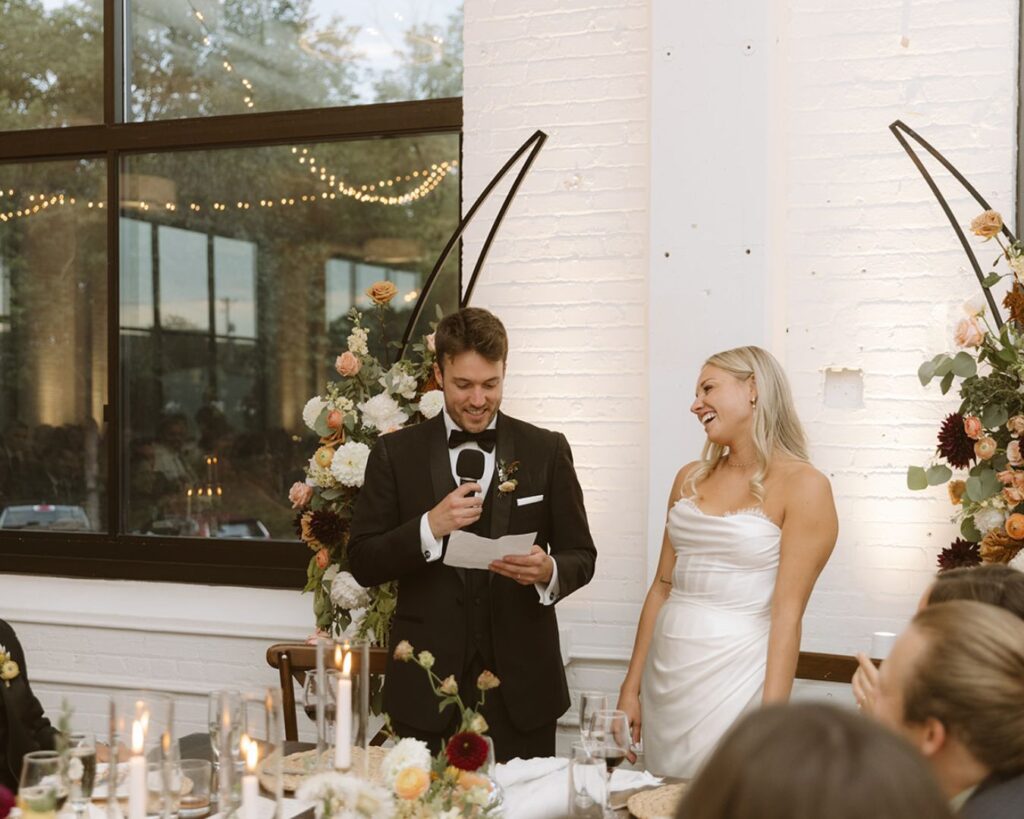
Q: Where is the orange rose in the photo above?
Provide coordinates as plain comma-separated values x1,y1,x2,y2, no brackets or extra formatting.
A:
948,480,966,505
326,410,344,430
335,351,361,377
975,437,997,460
366,280,398,305
1006,513,1024,540
970,210,1003,240
964,416,983,440
394,767,430,800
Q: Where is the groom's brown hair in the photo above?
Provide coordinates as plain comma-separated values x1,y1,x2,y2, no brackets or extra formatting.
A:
434,307,508,373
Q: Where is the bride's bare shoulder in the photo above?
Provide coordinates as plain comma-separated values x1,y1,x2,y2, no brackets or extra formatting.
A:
671,461,703,497
774,459,833,503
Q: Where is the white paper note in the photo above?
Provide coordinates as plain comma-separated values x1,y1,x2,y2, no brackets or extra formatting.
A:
443,530,537,570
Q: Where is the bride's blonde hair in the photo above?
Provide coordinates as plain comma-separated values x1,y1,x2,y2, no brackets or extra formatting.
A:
685,346,809,502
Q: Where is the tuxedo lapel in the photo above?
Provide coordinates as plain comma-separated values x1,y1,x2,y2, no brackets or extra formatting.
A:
488,412,515,539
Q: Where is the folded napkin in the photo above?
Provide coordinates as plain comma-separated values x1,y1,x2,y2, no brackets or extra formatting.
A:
610,768,663,791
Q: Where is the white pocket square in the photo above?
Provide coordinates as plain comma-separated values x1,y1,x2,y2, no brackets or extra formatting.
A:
516,494,544,507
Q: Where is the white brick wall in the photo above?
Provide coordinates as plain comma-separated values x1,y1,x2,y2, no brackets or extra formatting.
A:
2,0,1021,761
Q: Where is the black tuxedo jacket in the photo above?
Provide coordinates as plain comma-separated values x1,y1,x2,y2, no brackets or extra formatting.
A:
348,411,596,733
0,619,56,791
962,770,1024,819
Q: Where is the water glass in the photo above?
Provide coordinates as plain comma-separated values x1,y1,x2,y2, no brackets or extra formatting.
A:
19,751,65,819
567,743,605,818
207,690,242,766
178,759,212,818
147,762,182,817
66,732,98,817
578,691,608,746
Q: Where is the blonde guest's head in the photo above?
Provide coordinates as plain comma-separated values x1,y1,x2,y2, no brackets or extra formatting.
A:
687,345,808,501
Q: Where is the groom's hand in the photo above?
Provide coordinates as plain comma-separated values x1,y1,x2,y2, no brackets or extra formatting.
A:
427,482,484,538
489,545,554,585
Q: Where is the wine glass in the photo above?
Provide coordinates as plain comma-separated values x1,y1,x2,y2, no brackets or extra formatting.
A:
588,710,632,817
303,670,338,750
578,692,608,747
19,751,66,819
65,732,97,818
208,690,242,764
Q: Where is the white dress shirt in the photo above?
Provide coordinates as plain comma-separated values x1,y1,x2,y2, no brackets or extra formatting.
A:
419,408,559,605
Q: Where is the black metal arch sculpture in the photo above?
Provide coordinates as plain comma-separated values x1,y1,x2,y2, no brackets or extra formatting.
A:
890,119,1018,328
398,129,548,358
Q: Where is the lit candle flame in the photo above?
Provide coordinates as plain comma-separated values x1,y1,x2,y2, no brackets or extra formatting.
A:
131,719,144,754
242,734,258,772
342,651,352,677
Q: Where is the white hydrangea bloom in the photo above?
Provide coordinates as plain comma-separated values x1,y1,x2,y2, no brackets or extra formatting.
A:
307,457,337,489
302,397,328,432
330,441,371,487
347,327,369,356
974,506,1007,534
358,393,409,433
296,771,395,819
379,364,418,401
379,738,432,788
418,390,444,420
329,571,371,609
329,395,355,415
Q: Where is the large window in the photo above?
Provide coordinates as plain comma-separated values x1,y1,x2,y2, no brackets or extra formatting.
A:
0,1,462,586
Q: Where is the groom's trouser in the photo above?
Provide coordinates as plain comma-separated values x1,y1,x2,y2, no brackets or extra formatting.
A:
391,650,555,762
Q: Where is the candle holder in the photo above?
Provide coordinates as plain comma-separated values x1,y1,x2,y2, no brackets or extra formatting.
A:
332,640,369,778
238,688,285,819
107,692,175,819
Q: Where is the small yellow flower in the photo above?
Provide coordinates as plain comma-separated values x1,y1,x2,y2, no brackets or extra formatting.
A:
1,659,19,685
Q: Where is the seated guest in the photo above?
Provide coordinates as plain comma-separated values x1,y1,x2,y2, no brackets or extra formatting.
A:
854,565,1024,713
873,601,1024,817
675,702,953,819
0,619,56,792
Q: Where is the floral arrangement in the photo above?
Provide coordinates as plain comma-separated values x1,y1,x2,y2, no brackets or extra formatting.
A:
0,644,19,688
291,282,443,646
909,209,1024,571
297,642,502,818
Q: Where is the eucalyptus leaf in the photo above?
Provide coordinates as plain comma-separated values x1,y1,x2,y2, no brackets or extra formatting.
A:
314,407,332,438
982,404,1009,429
982,272,1003,287
940,371,955,395
321,487,344,501
926,465,953,486
996,346,1017,365
961,517,982,542
918,361,937,386
907,466,929,491
951,352,977,378
934,357,954,377
965,475,984,502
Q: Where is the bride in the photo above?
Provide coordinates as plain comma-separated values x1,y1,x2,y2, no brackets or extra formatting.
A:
617,346,838,777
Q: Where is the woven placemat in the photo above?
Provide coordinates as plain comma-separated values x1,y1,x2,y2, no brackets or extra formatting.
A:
260,746,388,793
626,782,686,819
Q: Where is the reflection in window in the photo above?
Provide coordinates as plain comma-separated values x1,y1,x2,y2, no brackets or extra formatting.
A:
0,0,104,131
0,159,108,530
121,133,459,540
129,0,463,121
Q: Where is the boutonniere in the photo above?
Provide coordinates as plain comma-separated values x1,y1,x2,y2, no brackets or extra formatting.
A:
0,645,19,687
497,459,520,495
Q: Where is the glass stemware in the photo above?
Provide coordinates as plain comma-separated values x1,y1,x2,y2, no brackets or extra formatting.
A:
578,691,608,749
19,751,66,819
588,709,632,817
65,732,97,818
302,670,339,748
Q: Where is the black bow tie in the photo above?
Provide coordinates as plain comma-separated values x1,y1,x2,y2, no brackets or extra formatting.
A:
448,428,497,452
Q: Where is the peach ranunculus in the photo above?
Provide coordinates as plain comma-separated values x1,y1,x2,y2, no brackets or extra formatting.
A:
315,547,330,570
393,640,414,662
975,436,998,460
314,446,334,468
970,210,1003,240
1006,513,1024,540
1008,416,1024,437
1009,441,1024,466
439,675,459,696
954,316,985,348
288,481,314,509
963,415,984,440
335,351,361,377
997,469,1017,486
456,771,490,792
394,767,430,800
476,670,500,691
366,280,398,305
948,479,967,505
1004,486,1024,504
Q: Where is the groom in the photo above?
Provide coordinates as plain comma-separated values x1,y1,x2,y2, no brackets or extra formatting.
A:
348,307,596,760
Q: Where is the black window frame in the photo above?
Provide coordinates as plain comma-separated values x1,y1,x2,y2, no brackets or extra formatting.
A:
0,0,462,588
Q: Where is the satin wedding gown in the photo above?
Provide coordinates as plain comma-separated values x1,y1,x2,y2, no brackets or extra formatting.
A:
641,495,781,777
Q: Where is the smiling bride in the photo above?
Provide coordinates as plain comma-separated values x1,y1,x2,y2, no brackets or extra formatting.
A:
617,346,838,777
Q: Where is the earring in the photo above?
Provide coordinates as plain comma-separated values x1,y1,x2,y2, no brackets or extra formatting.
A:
750,397,757,408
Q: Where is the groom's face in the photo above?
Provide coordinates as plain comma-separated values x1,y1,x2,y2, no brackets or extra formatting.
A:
434,351,505,433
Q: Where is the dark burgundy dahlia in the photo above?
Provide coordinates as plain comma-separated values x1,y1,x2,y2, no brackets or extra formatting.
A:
308,509,347,546
937,539,981,572
445,731,489,771
937,413,976,470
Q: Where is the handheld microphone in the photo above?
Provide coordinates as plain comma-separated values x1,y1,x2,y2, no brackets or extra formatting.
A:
456,449,485,488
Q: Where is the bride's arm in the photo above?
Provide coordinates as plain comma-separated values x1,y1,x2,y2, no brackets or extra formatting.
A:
762,465,838,703
617,466,690,748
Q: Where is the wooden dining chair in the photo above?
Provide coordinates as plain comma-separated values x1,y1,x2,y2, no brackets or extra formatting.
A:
795,650,876,684
266,642,390,742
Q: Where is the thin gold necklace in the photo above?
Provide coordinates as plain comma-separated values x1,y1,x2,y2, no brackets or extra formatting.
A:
724,456,756,468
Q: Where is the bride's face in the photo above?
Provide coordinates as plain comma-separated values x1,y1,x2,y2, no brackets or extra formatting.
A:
690,364,755,445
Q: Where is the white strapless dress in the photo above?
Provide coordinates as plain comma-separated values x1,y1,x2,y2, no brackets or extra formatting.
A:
640,496,781,778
